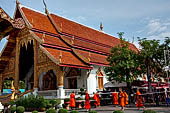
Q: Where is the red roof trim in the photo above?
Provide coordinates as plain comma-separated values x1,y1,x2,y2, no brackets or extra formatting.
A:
61,32,112,48
32,28,60,37
59,64,93,69
32,28,109,55
73,45,109,56
42,43,72,51
32,28,112,48
90,62,109,66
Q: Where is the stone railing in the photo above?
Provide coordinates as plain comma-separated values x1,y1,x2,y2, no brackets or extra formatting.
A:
37,90,58,99
65,89,80,98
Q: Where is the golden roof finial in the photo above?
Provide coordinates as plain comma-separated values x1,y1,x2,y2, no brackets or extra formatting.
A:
42,32,45,43
88,52,91,62
16,0,20,5
100,22,103,32
43,0,49,14
71,36,74,44
59,51,62,63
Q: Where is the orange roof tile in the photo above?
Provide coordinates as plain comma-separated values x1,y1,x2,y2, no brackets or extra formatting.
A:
44,47,91,69
74,49,108,65
50,14,138,52
20,6,138,67
34,32,70,49
21,7,56,34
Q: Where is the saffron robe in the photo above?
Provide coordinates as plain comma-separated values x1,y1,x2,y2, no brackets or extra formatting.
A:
96,93,100,106
136,91,143,107
93,94,98,106
70,93,76,108
85,92,91,109
112,92,119,105
120,91,125,107
124,92,128,105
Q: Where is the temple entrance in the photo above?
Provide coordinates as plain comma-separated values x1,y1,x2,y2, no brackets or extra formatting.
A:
19,41,34,90
66,68,79,89
68,77,77,89
42,70,57,90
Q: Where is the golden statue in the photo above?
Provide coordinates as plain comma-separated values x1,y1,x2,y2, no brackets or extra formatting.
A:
10,81,16,100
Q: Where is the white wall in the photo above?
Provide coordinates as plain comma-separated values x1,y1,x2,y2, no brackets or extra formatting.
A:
86,65,109,94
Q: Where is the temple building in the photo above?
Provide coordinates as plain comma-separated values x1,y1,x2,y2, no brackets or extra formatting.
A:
0,1,138,99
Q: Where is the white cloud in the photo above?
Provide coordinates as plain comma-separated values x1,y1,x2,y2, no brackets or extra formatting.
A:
147,19,168,35
148,32,170,40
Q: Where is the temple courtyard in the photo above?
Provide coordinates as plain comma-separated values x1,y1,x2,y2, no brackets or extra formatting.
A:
23,105,170,113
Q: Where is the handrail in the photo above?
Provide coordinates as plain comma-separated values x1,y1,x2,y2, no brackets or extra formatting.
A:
18,89,34,97
0,94,12,99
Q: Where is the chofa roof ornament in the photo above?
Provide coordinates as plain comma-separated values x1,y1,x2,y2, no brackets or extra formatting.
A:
43,0,48,14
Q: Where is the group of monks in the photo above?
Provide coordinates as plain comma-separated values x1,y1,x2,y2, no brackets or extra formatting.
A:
112,88,144,111
69,90,93,111
69,88,144,111
112,88,128,111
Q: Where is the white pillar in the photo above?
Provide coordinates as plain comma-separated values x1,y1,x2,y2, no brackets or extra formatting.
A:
33,88,38,95
87,74,96,94
58,86,65,107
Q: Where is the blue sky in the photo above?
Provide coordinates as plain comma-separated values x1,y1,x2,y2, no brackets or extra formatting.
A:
1,0,170,51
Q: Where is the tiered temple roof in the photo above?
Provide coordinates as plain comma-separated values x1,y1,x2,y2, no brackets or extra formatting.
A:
0,4,138,70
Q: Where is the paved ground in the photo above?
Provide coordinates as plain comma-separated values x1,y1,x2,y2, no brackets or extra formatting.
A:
25,105,170,113
71,105,170,113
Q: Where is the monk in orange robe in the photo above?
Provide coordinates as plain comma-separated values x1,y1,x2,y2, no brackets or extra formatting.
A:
112,89,119,105
96,92,100,106
70,92,76,109
124,90,128,105
85,91,91,111
93,92,98,107
119,88,125,111
136,89,144,110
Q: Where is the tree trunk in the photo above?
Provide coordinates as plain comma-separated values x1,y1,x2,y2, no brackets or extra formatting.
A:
127,82,132,104
146,58,152,93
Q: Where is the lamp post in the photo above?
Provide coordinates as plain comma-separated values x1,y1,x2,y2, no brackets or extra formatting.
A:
164,49,170,90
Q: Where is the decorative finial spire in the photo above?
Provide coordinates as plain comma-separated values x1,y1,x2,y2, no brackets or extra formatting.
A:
59,51,62,63
43,0,49,14
100,22,103,32
16,0,20,5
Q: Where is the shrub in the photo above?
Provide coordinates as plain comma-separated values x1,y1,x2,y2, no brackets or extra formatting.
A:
58,108,68,113
46,108,56,113
143,110,157,113
55,99,61,105
64,98,70,103
3,80,12,89
10,101,16,106
70,110,79,113
49,99,60,107
32,110,38,113
113,110,124,113
19,81,25,89
16,106,25,113
89,110,97,113
62,104,66,109
15,94,47,110
46,104,52,109
80,88,84,92
10,106,16,113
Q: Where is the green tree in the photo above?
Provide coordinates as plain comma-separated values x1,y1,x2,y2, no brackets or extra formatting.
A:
138,37,170,92
104,34,140,92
